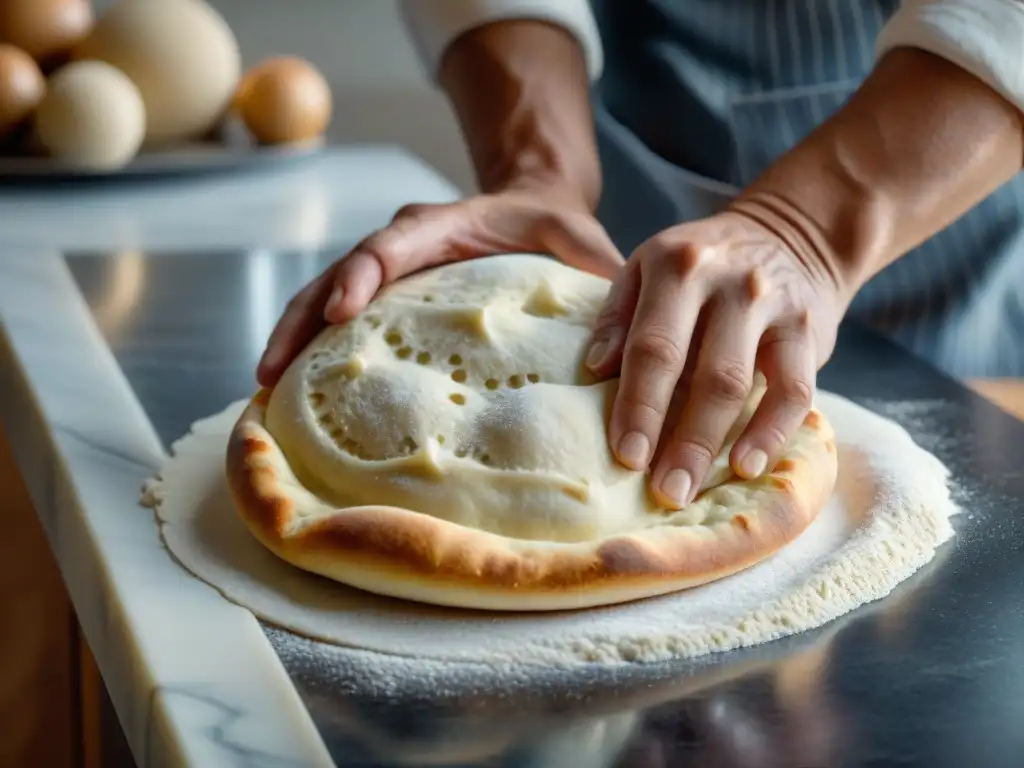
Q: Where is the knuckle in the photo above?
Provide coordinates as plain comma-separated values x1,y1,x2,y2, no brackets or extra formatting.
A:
742,267,771,304
672,433,718,466
641,238,704,279
777,375,814,408
346,237,394,283
361,231,398,262
672,242,706,277
796,308,813,331
616,397,664,431
697,362,751,404
627,331,687,371
392,203,429,221
760,423,791,449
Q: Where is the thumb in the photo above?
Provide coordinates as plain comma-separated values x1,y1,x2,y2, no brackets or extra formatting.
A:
323,203,473,322
539,212,627,280
584,259,642,376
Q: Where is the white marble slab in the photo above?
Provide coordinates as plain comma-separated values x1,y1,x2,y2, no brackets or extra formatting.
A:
0,144,464,251
0,147,461,766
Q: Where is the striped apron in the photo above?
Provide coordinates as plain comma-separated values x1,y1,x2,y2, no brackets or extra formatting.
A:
590,0,1024,378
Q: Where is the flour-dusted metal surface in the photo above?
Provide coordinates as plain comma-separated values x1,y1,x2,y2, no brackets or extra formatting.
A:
68,247,1024,768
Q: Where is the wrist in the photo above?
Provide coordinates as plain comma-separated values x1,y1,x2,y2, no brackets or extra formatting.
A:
729,158,896,304
731,48,1024,301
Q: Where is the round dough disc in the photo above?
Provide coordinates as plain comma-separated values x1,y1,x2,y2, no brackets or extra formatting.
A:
226,255,839,611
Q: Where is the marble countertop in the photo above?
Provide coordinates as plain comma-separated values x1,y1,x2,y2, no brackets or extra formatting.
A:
0,146,461,767
5,147,1024,768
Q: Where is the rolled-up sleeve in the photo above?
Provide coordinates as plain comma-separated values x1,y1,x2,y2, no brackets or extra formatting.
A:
877,0,1024,112
398,0,603,83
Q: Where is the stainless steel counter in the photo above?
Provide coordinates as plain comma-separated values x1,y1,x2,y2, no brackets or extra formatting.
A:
67,244,1024,768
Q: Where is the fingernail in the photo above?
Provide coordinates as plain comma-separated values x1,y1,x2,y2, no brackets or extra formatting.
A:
659,469,692,508
739,449,769,478
586,329,621,370
257,348,278,373
586,338,609,369
617,431,650,469
324,287,344,317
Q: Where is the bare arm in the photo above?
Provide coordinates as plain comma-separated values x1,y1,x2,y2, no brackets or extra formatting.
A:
733,48,1024,303
437,20,601,209
398,0,603,206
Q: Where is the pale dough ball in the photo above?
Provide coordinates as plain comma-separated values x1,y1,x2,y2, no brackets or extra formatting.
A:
74,0,241,145
35,60,145,170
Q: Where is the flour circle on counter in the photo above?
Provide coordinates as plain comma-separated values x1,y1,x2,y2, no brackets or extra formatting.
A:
146,388,958,666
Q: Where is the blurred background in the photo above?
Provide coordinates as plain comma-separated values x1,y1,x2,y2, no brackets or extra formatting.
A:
153,0,477,191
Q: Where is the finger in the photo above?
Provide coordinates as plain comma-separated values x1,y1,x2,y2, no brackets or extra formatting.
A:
608,258,700,472
323,248,384,322
540,213,626,280
256,266,336,386
652,304,760,508
466,192,625,278
585,259,641,375
324,203,472,320
730,322,816,479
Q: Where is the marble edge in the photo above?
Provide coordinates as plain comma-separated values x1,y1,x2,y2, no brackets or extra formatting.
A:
0,253,335,767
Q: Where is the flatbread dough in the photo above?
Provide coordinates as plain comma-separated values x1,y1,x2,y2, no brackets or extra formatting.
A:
228,255,838,609
145,391,957,666
226,255,838,611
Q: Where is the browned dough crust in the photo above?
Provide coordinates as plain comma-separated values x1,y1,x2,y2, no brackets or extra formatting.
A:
224,388,838,611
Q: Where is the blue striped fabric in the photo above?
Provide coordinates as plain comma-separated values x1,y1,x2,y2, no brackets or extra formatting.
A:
590,0,1024,378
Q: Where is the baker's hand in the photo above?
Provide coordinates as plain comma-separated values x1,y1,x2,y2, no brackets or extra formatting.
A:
585,210,846,509
256,185,624,386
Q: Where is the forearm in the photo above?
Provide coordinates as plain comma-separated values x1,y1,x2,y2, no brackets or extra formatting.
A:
732,48,1024,300
438,20,601,208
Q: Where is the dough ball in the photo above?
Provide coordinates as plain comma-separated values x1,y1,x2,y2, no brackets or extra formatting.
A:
74,0,241,145
236,56,332,144
0,44,45,144
35,59,145,170
0,0,93,71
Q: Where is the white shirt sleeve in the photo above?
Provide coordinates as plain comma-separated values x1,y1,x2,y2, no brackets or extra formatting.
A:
398,0,603,83
876,0,1024,113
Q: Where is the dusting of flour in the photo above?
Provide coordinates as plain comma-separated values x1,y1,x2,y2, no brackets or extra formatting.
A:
143,391,959,670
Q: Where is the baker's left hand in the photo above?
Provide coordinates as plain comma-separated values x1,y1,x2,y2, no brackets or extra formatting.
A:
585,209,848,509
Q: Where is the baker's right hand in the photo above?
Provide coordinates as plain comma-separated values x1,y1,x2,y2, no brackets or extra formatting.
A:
255,185,625,387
